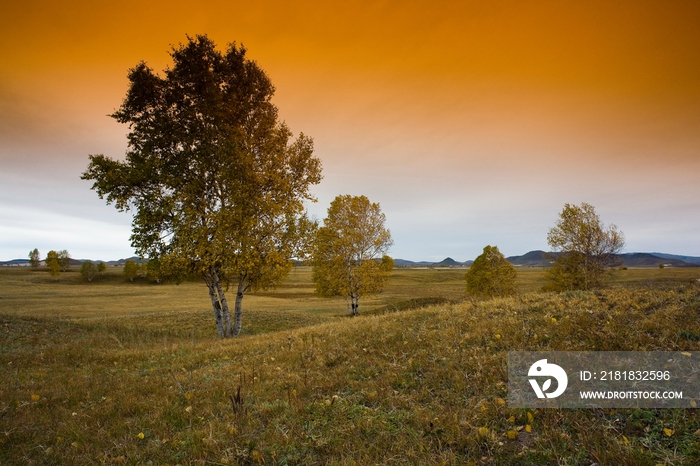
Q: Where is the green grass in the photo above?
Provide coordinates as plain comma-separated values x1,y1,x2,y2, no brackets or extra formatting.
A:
1,265,700,464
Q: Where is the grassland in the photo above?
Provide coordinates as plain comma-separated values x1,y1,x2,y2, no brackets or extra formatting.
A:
1,265,700,464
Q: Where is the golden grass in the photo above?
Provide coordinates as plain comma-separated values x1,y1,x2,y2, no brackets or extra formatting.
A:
1,266,700,464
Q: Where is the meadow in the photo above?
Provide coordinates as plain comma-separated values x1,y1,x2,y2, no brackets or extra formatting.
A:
1,265,700,465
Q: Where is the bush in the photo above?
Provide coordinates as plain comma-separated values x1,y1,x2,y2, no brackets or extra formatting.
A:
123,260,140,282
465,245,517,298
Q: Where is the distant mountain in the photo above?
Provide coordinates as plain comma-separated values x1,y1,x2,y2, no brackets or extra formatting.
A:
4,252,698,268
104,257,147,266
649,253,700,266
394,257,472,267
619,253,696,268
433,257,462,267
394,259,434,267
501,251,698,268
0,259,31,266
506,250,552,267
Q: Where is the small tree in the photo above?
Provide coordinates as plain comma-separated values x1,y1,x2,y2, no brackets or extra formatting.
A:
545,202,625,291
123,260,139,282
311,195,393,316
45,250,61,280
146,258,162,283
80,260,98,282
57,250,71,271
97,262,107,275
465,245,517,298
29,248,41,270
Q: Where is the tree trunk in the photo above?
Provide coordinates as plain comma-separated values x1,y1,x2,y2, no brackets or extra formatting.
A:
204,267,234,338
206,279,226,338
232,275,247,336
214,275,233,337
350,293,359,316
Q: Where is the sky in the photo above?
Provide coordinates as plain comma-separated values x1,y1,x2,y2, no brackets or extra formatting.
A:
1,0,699,262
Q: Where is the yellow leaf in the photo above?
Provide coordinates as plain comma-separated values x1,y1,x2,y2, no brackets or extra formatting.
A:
137,432,145,439
477,427,490,437
506,430,518,440
663,428,674,437
691,399,697,408
525,424,532,433
682,352,691,357
551,317,557,323
31,394,40,401
496,398,506,405
494,334,501,339
507,416,515,423
527,412,534,423
622,435,629,444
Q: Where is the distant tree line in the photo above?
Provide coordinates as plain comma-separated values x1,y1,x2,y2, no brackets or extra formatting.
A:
32,249,73,280
28,249,109,282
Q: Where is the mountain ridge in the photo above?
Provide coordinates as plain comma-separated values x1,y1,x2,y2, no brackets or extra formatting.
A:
2,252,699,268
394,252,700,268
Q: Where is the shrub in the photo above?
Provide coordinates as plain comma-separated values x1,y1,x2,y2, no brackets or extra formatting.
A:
465,245,517,298
123,260,140,282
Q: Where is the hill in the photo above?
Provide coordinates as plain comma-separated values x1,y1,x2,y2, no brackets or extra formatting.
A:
651,253,700,266
0,259,30,266
394,257,472,267
3,283,700,464
506,250,551,266
503,251,699,268
620,253,695,268
5,252,698,268
432,257,465,267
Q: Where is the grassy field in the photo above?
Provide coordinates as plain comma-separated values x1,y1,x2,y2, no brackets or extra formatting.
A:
1,265,700,464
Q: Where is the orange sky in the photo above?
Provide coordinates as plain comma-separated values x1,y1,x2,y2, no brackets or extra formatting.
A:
1,0,699,260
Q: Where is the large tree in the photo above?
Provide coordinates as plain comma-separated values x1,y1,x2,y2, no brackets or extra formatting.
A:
465,245,517,298
311,195,393,316
545,202,625,291
82,35,322,337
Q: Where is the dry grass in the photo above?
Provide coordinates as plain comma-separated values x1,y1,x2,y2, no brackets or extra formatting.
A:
1,266,700,464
